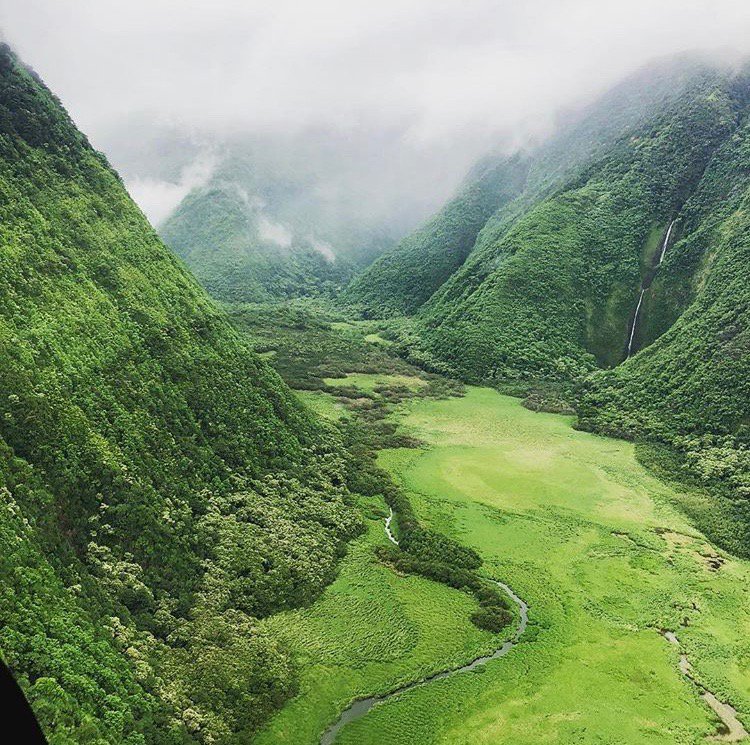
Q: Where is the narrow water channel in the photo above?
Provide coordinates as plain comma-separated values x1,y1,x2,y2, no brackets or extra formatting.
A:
318,514,529,744
662,630,748,741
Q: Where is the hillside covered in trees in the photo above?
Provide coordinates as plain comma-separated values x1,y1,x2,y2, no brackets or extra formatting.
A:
345,55,750,551
0,44,364,743
345,55,723,319
159,139,402,303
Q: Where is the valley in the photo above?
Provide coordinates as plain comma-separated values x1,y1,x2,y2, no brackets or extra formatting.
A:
2,28,750,745
244,321,750,744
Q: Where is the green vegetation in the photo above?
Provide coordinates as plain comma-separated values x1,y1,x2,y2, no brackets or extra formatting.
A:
578,107,750,548
343,154,530,316
161,184,352,302
254,510,499,745
160,149,394,303
413,72,735,382
316,388,750,744
344,56,750,560
228,304,513,633
0,45,363,743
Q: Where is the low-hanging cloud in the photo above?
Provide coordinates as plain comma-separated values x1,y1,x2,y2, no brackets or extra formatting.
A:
2,1,750,224
126,149,217,225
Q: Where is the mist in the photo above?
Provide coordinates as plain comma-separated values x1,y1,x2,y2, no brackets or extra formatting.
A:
2,0,749,228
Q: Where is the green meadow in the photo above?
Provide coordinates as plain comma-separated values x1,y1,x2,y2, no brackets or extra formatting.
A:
323,372,428,393
257,384,750,744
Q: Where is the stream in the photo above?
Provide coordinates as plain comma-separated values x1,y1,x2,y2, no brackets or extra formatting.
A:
626,219,677,358
662,630,748,741
318,514,529,745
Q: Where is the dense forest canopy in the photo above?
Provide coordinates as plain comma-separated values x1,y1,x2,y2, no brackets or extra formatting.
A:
0,44,363,743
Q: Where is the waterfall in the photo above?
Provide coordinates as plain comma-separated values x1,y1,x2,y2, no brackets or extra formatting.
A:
626,289,646,358
657,219,676,265
626,219,676,358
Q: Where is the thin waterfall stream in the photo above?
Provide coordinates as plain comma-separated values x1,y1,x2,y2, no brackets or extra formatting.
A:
626,219,677,358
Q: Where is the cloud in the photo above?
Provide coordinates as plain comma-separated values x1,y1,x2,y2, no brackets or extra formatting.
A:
124,149,217,225
256,213,293,249
2,1,749,224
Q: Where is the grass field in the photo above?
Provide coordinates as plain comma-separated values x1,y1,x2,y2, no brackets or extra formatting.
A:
323,372,428,393
256,384,750,744
254,497,498,745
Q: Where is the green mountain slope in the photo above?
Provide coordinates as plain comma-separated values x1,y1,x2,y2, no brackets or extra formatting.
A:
416,71,736,381
160,146,395,303
343,154,531,316
0,44,360,743
577,98,750,537
345,55,720,319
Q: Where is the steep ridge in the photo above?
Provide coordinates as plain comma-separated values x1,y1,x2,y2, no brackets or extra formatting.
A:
0,44,361,743
345,54,723,319
414,70,736,381
343,153,531,316
160,143,396,303
578,90,750,548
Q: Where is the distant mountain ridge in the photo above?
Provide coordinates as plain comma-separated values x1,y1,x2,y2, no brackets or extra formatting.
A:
345,53,724,319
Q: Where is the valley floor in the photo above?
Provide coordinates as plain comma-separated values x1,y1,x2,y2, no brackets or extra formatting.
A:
254,374,750,744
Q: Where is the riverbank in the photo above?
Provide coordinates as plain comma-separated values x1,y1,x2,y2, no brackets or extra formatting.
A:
256,383,750,744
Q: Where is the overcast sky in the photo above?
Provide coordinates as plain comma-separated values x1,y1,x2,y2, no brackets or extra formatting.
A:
2,0,750,223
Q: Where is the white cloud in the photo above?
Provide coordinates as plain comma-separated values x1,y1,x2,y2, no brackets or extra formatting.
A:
125,149,217,225
309,237,336,262
2,1,750,223
256,213,293,249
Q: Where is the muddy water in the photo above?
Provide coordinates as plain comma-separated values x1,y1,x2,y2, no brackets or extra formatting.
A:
384,507,399,546
662,630,748,741
318,517,529,744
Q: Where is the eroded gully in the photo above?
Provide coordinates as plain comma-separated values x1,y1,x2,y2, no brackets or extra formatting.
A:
627,219,677,358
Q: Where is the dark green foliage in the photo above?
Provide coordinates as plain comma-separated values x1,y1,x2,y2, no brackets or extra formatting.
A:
0,44,362,743
344,154,530,317
413,73,736,383
375,546,512,632
579,93,750,541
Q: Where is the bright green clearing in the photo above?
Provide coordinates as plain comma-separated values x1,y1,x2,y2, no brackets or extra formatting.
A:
323,372,427,393
294,390,350,421
254,501,498,745
256,386,750,744
364,332,392,346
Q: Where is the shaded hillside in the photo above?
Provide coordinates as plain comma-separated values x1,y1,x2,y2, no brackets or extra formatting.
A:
345,54,721,319
578,96,750,543
415,70,736,381
0,44,361,744
160,142,398,303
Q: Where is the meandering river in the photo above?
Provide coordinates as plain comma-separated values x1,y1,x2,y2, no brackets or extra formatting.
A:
318,514,529,744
